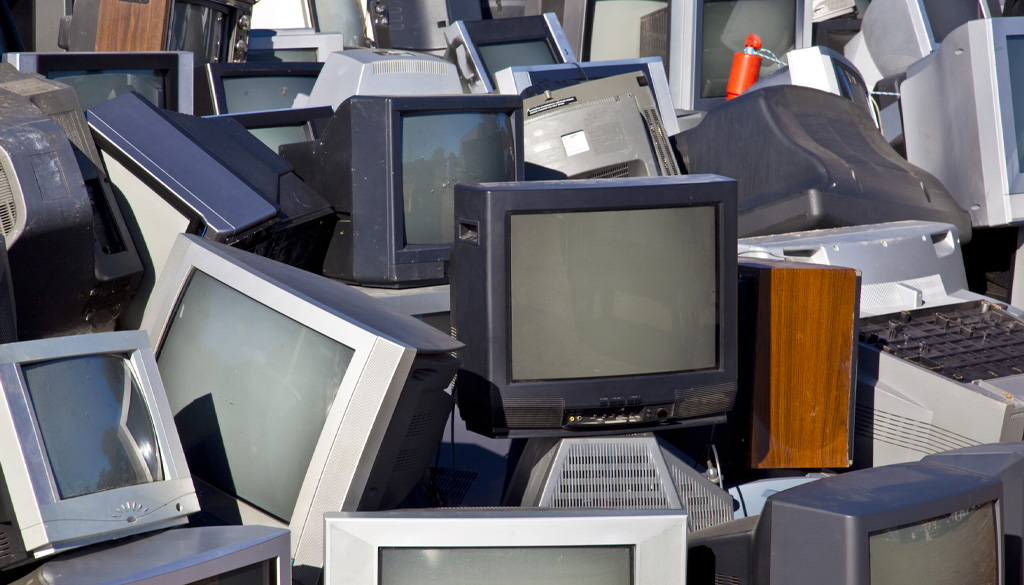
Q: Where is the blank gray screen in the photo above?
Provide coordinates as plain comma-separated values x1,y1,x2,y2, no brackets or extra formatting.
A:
380,546,632,585
222,75,317,113
510,206,718,381
1007,36,1024,173
158,270,354,521
51,69,165,111
401,112,516,245
246,124,310,151
700,0,795,98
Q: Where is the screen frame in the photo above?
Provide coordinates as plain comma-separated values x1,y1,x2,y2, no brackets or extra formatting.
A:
1,51,194,114
207,105,334,150
325,509,687,585
194,61,324,116
0,330,197,560
523,0,596,59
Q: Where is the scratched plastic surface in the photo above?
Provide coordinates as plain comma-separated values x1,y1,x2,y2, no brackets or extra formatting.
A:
859,301,1024,382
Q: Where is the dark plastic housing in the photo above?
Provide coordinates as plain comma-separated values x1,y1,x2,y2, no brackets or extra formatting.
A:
193,62,323,116
371,0,482,52
281,94,524,288
451,176,738,438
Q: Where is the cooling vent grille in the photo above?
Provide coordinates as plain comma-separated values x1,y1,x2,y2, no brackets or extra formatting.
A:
503,398,564,428
548,441,672,509
373,59,451,76
0,162,17,237
579,163,631,179
640,106,681,176
673,382,736,419
670,463,735,531
855,404,980,455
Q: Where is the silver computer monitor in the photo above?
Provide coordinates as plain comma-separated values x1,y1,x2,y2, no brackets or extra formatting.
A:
247,28,346,62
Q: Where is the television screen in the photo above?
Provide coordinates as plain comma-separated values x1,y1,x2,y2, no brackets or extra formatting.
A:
209,106,333,153
476,40,558,86
452,175,737,438
222,74,318,112
194,61,323,115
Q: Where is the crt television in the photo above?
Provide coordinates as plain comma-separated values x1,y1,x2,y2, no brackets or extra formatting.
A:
209,105,333,153
687,460,1002,585
452,176,738,438
140,233,463,585
639,0,813,112
193,61,323,116
2,51,193,113
280,94,524,287
0,331,199,570
325,509,687,585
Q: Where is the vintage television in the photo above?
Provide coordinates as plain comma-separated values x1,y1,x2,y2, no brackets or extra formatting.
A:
522,72,681,180
9,526,291,585
325,509,687,585
369,0,481,54
451,176,738,438
638,0,813,112
687,460,1002,585
305,49,463,111
140,233,463,585
443,14,577,93
280,94,524,287
676,85,973,239
247,28,345,62
901,17,1024,229
844,0,998,90
193,61,322,115
0,65,144,337
746,45,872,117
2,51,193,113
209,105,333,152
63,0,253,65
492,57,680,137
0,330,199,570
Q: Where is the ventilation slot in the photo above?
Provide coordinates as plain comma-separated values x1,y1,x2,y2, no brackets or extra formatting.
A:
639,7,669,69
673,382,737,419
671,463,734,532
372,59,451,76
640,106,681,175
855,405,980,455
503,398,564,428
549,441,671,509
50,111,90,155
578,163,631,179
0,164,17,237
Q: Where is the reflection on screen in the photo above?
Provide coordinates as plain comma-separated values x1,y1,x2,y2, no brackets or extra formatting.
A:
246,125,310,152
869,502,998,585
701,0,795,98
158,270,354,521
477,40,557,86
381,547,633,585
168,1,225,64
510,206,718,381
222,75,318,113
50,69,165,111
1006,36,1024,173
401,112,516,245
247,48,320,63
590,0,667,61
186,560,275,585
25,354,163,499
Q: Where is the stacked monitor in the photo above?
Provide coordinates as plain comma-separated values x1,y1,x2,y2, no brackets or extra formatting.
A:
246,28,346,62
369,0,482,54
0,331,199,570
193,62,323,116
451,176,738,438
140,233,464,585
444,14,577,93
687,460,1002,585
281,94,524,287
210,106,333,152
2,51,194,113
325,509,687,585
638,0,813,112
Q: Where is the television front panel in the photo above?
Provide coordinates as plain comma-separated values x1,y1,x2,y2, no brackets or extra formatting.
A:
0,331,198,569
193,61,323,116
141,234,463,585
452,176,737,438
325,509,687,585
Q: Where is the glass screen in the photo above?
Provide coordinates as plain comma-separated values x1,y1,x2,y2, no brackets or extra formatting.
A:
247,48,320,63
590,0,667,61
158,270,355,521
1006,35,1024,173
477,40,557,86
246,125,310,152
510,206,718,381
380,546,633,585
25,353,163,499
187,559,275,585
222,75,318,113
700,0,796,99
168,1,226,64
50,69,165,111
401,112,516,246
869,501,998,585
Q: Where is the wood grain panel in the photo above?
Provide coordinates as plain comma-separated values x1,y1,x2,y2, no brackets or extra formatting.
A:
94,0,170,52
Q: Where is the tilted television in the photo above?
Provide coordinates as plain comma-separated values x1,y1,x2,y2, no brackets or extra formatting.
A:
141,233,464,585
0,331,198,570
451,176,738,438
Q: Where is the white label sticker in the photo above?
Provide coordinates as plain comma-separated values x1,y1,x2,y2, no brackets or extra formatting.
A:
561,131,590,157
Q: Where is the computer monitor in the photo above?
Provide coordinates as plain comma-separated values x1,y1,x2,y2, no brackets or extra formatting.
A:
1,51,193,113
523,0,592,59
492,57,680,137
444,14,577,93
687,460,1002,585
208,105,333,153
843,0,998,90
451,176,738,438
676,84,973,239
522,72,681,180
304,49,463,111
280,94,524,287
193,61,323,116
247,28,345,62
8,526,291,585
901,17,1024,229
639,0,813,112
140,233,463,585
0,330,199,570
369,0,482,54
325,509,687,585
746,45,872,117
